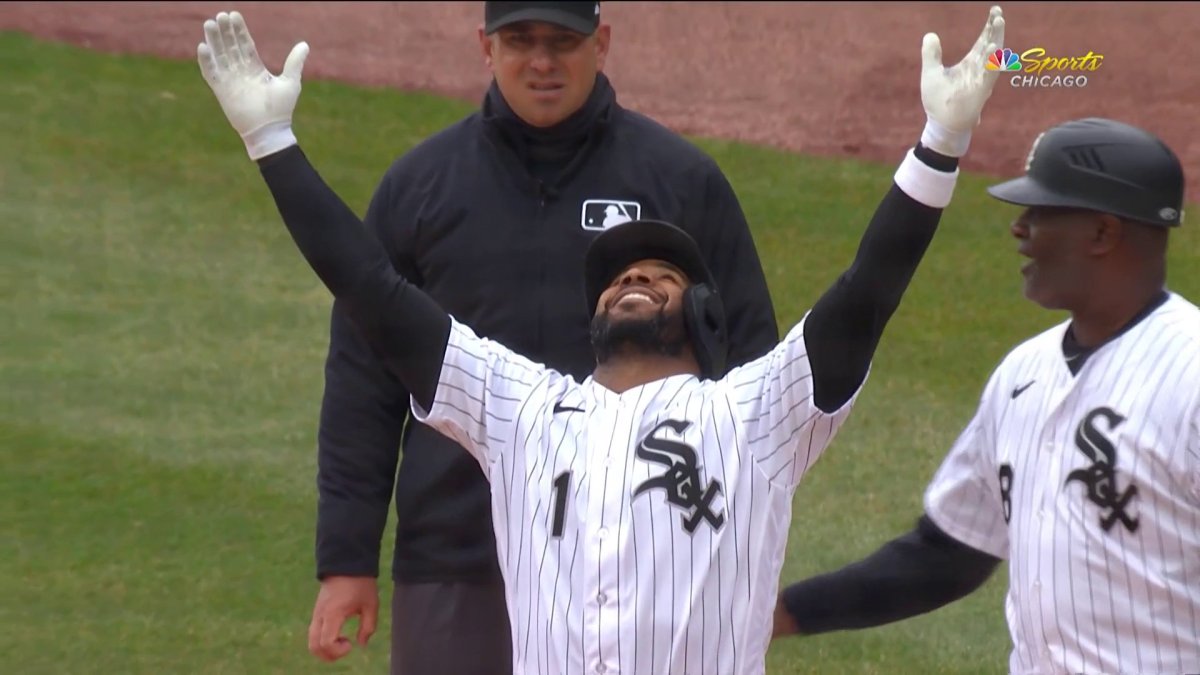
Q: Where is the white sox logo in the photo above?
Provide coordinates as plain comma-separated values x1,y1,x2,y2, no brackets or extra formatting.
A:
1066,406,1139,533
632,420,725,534
1024,130,1045,171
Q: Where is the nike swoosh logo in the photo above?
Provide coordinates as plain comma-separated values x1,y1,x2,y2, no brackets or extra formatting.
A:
1011,381,1036,399
553,401,584,414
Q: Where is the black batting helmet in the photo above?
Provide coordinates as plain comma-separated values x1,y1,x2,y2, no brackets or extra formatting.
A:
987,117,1185,227
583,219,728,380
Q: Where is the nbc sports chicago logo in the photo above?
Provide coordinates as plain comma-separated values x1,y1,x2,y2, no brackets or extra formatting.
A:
985,46,1104,88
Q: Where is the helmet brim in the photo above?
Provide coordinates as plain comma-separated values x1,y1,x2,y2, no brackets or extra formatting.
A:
986,176,1104,211
987,175,1184,226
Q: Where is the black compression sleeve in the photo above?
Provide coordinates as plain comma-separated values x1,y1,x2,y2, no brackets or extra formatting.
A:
780,514,1000,635
256,145,449,411
804,142,958,412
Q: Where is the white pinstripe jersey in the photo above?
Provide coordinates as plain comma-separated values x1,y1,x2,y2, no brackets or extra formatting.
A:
925,292,1200,675
411,312,862,675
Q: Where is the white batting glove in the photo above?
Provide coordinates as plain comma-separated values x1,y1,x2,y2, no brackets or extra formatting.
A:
919,5,1006,157
196,11,309,161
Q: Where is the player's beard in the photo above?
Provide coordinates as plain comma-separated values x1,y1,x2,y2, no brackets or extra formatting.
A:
590,305,689,365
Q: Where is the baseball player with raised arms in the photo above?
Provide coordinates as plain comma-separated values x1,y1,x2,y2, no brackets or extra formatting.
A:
196,6,1006,674
774,117,1200,675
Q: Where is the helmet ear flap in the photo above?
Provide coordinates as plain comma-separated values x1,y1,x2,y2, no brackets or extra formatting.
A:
683,284,728,380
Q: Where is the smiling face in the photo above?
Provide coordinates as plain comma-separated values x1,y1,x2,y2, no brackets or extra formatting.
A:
590,259,692,363
480,20,611,128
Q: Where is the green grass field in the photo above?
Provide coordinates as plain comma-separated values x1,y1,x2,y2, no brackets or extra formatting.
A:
3,31,1198,674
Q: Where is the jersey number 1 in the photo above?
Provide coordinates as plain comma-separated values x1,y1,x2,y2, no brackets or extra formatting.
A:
551,470,571,538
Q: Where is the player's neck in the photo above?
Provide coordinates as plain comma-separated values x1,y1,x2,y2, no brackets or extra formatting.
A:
1069,284,1166,348
592,354,702,394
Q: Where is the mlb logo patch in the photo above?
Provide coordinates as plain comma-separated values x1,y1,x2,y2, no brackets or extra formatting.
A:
581,199,641,231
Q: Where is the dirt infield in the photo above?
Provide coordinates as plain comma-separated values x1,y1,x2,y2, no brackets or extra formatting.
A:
4,1,1198,201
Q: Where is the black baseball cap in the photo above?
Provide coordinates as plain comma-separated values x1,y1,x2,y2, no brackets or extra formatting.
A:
584,219,716,315
987,117,1185,227
484,1,601,35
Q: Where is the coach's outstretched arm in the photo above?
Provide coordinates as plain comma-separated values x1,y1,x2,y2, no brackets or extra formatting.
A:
197,11,447,413
774,372,1009,636
772,514,1002,638
803,6,1005,413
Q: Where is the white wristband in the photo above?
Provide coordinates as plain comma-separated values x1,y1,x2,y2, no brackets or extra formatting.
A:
894,148,958,209
242,120,299,161
920,116,973,158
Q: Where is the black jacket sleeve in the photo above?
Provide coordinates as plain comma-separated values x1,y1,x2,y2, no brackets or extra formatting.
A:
257,145,449,425
780,514,1002,635
313,301,409,579
804,143,957,412
309,150,420,580
687,159,780,367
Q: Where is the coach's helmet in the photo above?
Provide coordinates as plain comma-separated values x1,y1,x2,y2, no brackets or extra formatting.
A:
584,219,729,379
987,117,1185,227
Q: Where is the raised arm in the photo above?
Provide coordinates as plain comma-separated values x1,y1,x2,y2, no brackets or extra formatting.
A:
197,11,447,413
805,6,1007,413
255,145,450,414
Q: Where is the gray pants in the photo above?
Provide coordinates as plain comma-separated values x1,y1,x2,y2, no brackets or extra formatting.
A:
391,579,513,675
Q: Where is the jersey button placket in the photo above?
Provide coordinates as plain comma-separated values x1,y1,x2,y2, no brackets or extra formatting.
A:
1034,421,1062,525
592,399,623,670
1026,420,1055,661
582,403,614,669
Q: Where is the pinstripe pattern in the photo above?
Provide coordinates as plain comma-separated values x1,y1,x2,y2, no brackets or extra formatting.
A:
410,314,862,674
925,292,1200,675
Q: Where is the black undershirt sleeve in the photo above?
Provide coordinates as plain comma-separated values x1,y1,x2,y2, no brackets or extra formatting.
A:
804,142,958,412
780,514,1002,634
256,145,449,412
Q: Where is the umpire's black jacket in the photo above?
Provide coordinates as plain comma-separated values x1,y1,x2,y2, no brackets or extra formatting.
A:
317,73,779,583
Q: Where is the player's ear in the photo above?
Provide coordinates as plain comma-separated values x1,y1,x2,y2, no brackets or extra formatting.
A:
1090,213,1124,256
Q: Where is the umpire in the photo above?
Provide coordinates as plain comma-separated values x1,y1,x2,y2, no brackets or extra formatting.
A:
306,2,780,674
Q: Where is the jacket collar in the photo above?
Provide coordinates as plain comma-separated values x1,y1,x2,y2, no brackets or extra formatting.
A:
481,73,617,193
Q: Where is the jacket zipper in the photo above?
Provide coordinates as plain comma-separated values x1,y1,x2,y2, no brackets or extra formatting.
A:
535,179,549,359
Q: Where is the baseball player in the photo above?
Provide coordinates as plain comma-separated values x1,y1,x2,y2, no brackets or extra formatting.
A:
197,5,1006,673
774,117,1200,675
283,3,783,672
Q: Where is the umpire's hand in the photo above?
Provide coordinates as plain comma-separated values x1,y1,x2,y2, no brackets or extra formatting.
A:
308,576,379,661
196,10,309,160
